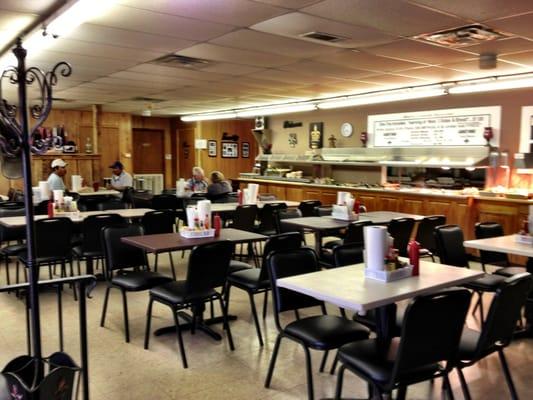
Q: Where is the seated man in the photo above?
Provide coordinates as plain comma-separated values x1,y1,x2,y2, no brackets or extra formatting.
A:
47,158,67,191
185,166,208,192
108,161,133,191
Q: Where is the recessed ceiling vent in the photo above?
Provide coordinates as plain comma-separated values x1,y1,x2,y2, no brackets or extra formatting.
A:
150,54,211,69
414,24,510,48
300,31,347,43
130,97,164,103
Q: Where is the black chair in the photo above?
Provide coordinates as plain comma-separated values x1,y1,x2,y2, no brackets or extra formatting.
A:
227,205,258,269
141,209,177,279
72,213,126,275
256,203,287,236
456,273,532,400
321,220,372,267
475,222,525,276
388,217,415,257
97,198,126,210
434,224,506,321
334,288,472,400
264,247,369,400
144,241,234,368
415,215,446,262
333,242,365,267
100,224,172,343
0,206,26,285
226,232,304,346
121,186,135,208
33,200,49,215
298,200,321,217
274,208,302,234
151,194,179,219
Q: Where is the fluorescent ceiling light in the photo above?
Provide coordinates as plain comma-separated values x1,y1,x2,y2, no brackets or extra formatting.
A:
236,103,316,117
181,112,237,122
448,76,533,94
317,88,446,109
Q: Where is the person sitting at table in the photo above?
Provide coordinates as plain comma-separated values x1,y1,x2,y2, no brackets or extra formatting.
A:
207,171,232,200
185,166,208,192
47,158,67,191
107,161,133,191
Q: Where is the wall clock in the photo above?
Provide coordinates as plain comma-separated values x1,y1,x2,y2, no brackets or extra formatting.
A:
341,122,353,138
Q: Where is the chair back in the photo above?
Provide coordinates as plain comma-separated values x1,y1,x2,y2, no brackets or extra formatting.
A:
81,214,126,254
275,208,302,234
185,241,233,293
266,248,323,328
0,201,25,209
230,205,258,231
141,209,175,235
388,217,415,257
121,187,135,207
102,224,147,278
434,224,469,268
34,218,74,258
97,199,126,210
474,222,509,266
415,215,446,252
475,273,532,353
298,200,321,217
34,200,49,215
258,203,287,233
259,232,303,281
344,220,372,244
392,288,472,380
333,242,364,267
0,206,26,242
152,194,179,211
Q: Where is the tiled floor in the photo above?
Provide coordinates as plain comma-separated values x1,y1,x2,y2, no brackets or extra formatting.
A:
0,245,532,400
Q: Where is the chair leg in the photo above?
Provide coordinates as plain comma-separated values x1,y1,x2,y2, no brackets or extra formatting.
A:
443,372,455,400
168,251,176,280
121,289,130,343
265,334,283,388
457,368,472,400
319,350,328,373
56,284,64,352
329,352,338,375
248,292,264,346
334,364,345,400
498,349,519,400
172,308,188,368
262,291,268,319
153,253,158,272
396,385,407,400
302,345,315,400
144,298,154,350
5,256,10,285
100,286,111,327
339,307,347,319
219,296,235,351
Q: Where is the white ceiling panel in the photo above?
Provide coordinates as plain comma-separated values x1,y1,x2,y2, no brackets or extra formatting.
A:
89,4,236,41
312,50,425,73
108,71,192,85
488,12,533,40
357,73,430,88
125,64,229,82
244,68,338,85
251,12,396,49
28,50,138,71
252,0,323,9
499,51,533,68
279,60,377,80
463,37,533,56
118,0,287,27
0,1,58,14
200,62,265,76
303,0,469,37
398,66,475,82
441,58,529,75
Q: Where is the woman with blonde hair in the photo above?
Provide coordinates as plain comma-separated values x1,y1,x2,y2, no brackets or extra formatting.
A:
207,170,232,199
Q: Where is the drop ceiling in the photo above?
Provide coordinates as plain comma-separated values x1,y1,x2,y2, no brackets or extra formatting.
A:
1,0,533,116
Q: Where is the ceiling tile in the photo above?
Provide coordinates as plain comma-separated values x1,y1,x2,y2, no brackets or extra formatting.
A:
366,39,475,65
177,43,297,67
252,0,323,8
118,0,287,26
251,12,396,49
397,66,475,82
244,68,338,85
28,50,138,71
90,4,235,41
126,63,229,82
200,62,265,76
441,58,528,75
303,0,469,37
489,12,533,40
463,37,533,56
108,71,192,85
210,29,339,57
357,73,429,88
279,60,376,80
499,50,533,67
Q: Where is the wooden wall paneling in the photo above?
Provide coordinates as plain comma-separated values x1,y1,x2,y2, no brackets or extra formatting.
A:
303,189,321,202
380,196,399,211
403,197,424,215
357,193,378,211
286,187,304,202
267,184,286,200
99,126,120,181
321,190,337,205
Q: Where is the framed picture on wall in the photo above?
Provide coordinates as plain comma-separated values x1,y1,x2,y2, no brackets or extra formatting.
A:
221,141,238,158
208,140,217,157
242,142,250,158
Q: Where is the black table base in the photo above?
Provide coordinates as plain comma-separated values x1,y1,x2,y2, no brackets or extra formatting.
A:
154,311,237,341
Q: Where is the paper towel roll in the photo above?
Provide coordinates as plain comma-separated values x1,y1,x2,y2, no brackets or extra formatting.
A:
243,188,249,205
53,189,64,203
186,207,196,229
197,200,212,227
363,225,387,271
176,178,186,195
247,183,259,204
39,181,50,200
71,175,82,192
337,191,350,205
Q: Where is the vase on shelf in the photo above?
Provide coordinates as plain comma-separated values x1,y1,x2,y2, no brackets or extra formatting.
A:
84,137,93,154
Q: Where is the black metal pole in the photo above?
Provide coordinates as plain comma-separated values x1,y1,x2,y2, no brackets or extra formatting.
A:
14,39,42,361
78,281,90,400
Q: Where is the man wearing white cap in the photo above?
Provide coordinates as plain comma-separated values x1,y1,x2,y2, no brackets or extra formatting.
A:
47,158,67,191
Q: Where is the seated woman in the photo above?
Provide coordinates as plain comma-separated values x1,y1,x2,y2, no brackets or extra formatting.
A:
206,171,232,201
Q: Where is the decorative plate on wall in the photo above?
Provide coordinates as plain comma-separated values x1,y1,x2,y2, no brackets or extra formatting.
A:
341,122,353,138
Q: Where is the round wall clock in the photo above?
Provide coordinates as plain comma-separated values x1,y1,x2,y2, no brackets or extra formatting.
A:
340,122,353,138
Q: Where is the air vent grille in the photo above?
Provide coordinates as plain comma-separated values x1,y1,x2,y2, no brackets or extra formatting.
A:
414,24,510,48
150,54,211,68
130,97,164,103
300,31,347,43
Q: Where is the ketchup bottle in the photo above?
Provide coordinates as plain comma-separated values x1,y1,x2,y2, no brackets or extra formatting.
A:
237,190,243,205
408,240,420,276
47,200,54,218
213,213,222,236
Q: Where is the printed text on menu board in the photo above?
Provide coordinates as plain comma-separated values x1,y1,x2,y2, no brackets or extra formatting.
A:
369,107,501,147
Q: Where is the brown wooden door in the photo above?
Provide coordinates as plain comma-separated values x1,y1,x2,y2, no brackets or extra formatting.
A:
178,128,195,179
133,129,165,174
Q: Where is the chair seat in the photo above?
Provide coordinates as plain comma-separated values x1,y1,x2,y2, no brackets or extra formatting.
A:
1,243,26,256
464,273,506,292
457,327,482,360
494,266,526,277
19,253,71,265
323,239,343,249
112,270,172,291
228,260,252,274
72,246,103,259
227,268,269,291
150,280,216,304
285,315,369,350
338,339,440,384
419,248,433,257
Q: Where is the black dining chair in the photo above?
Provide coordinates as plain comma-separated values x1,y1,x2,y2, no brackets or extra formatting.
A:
226,232,304,346
97,198,126,210
298,200,321,217
151,193,179,226
0,206,26,285
456,273,532,400
474,221,525,276
321,220,372,267
141,209,177,279
388,217,415,257
264,247,370,400
434,224,506,321
274,207,303,234
144,241,234,368
256,202,287,236
415,215,446,262
227,204,258,269
334,288,472,400
100,224,172,343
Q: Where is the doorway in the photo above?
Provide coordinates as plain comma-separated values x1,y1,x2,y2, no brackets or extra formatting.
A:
132,129,165,174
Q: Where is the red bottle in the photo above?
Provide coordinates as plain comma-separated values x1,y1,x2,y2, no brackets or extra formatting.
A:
47,201,54,218
408,240,420,276
237,190,243,205
354,200,361,214
213,213,222,236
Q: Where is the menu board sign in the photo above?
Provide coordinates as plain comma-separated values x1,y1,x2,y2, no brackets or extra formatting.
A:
368,106,501,147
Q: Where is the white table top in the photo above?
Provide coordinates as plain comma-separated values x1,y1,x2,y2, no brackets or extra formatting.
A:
75,189,120,196
0,208,154,227
464,235,533,258
277,261,484,312
210,200,300,212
